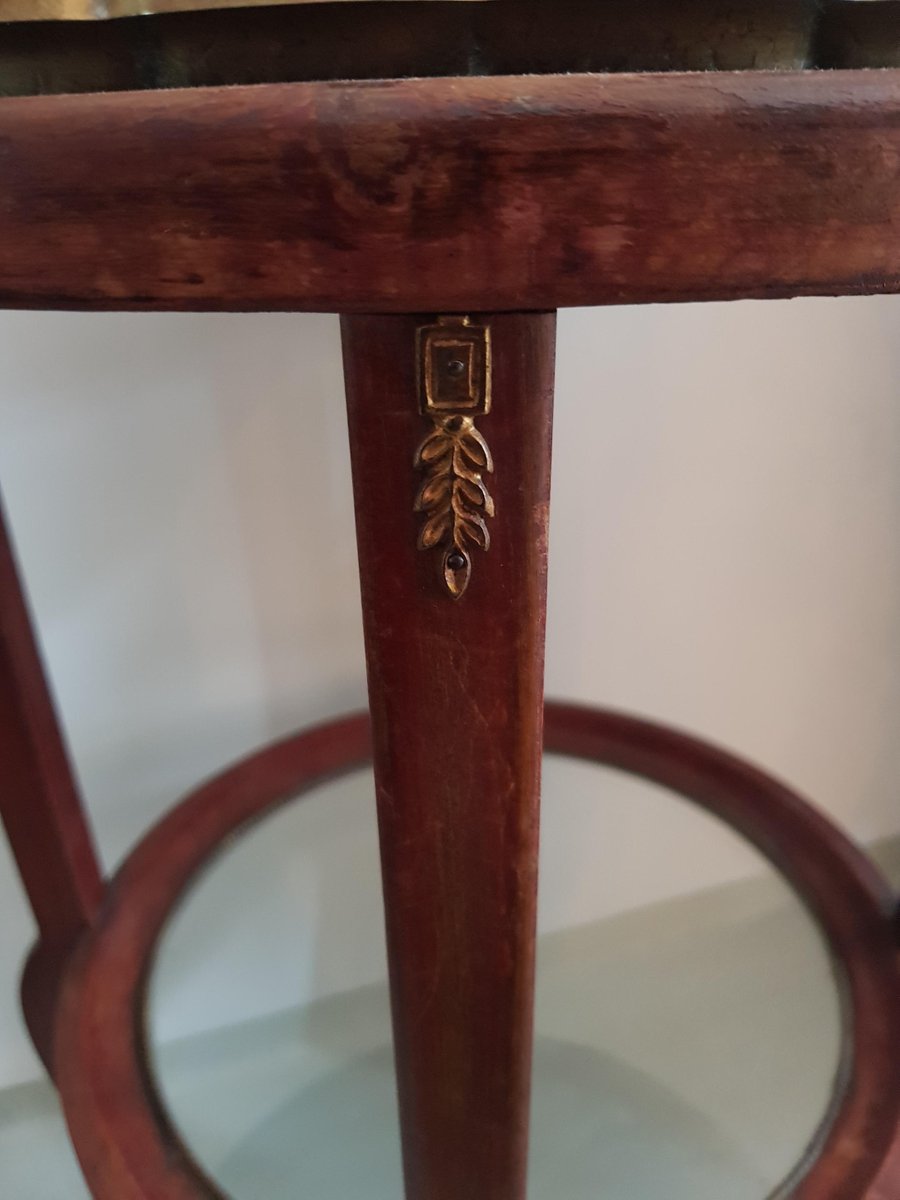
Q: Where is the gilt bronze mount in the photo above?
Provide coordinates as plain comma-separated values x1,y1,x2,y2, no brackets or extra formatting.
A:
415,316,494,598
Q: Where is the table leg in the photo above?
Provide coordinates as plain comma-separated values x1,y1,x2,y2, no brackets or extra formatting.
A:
341,312,555,1200
0,497,103,1070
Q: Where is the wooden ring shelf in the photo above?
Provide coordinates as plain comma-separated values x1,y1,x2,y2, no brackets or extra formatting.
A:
55,703,900,1200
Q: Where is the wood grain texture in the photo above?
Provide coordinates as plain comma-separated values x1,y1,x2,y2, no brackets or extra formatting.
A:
53,705,900,1199
0,497,104,1067
0,70,899,312
342,312,554,1200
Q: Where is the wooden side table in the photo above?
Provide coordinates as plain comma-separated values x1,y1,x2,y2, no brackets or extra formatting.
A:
0,3,899,1198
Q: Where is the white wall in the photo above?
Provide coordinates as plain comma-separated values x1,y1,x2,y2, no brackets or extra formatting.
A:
1,297,899,1088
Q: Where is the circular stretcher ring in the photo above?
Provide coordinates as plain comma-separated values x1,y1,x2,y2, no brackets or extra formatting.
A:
55,703,900,1200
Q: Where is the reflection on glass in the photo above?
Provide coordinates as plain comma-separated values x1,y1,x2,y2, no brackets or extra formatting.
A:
148,758,843,1200
0,0,351,19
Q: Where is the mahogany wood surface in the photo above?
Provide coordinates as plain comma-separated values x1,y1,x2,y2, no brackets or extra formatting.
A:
1,70,900,313
53,705,900,1200
0,34,896,1199
342,312,554,1200
0,497,103,1068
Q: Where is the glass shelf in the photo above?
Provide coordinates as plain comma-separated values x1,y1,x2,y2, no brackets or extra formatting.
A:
147,756,843,1200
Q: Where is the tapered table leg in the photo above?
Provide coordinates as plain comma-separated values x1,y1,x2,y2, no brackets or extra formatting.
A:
0,497,103,1069
342,311,555,1200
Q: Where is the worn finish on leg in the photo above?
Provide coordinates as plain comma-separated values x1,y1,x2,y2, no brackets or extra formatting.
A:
0,498,103,1067
342,312,555,1200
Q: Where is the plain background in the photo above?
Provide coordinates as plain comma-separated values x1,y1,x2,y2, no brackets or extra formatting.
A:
1,297,899,1089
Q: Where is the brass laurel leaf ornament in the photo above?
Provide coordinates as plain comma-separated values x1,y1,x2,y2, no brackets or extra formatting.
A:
415,316,493,598
415,415,495,597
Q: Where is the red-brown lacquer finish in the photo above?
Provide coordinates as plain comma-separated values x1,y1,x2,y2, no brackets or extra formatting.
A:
0,72,899,312
342,312,555,1200
0,497,103,1068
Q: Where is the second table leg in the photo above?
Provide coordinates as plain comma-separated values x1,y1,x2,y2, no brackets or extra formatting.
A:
0,498,104,1071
